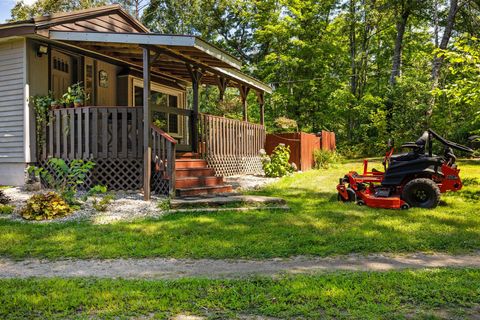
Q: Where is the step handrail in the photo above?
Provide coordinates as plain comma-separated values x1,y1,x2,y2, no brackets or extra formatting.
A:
150,124,177,144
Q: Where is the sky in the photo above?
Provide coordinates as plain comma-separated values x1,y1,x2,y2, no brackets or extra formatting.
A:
0,0,37,23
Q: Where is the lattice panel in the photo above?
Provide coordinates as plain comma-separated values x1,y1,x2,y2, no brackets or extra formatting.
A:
151,170,171,196
206,155,263,177
89,159,143,191
38,158,171,195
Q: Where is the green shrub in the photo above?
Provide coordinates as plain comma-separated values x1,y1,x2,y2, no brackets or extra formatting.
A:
0,204,14,215
272,116,298,133
158,198,171,211
261,144,295,177
28,158,95,204
92,194,115,212
313,149,342,169
0,190,11,205
20,192,73,220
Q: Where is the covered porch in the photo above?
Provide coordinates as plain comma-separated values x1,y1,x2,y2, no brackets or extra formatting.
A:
39,31,272,199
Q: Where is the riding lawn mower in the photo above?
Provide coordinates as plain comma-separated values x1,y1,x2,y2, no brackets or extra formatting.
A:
337,129,474,209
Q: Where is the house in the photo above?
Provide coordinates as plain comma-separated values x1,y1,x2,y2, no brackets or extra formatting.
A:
0,5,271,199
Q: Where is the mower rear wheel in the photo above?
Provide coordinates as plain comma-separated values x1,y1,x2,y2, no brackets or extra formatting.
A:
402,178,440,209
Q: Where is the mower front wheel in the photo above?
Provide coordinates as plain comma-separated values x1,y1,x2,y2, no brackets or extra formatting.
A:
338,187,357,203
402,178,440,209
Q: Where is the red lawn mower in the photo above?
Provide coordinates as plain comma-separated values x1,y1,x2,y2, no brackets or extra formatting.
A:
337,129,474,209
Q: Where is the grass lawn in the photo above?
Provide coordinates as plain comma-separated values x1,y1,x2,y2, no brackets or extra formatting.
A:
1,269,479,319
0,160,478,259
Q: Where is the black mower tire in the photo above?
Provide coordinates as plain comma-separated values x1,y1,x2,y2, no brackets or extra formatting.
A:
402,178,440,209
338,187,357,202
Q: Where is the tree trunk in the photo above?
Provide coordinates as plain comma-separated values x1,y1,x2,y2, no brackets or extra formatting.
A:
389,4,411,86
427,0,459,119
348,0,357,141
387,1,412,132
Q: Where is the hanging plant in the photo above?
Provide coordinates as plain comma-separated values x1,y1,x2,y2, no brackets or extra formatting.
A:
32,92,54,152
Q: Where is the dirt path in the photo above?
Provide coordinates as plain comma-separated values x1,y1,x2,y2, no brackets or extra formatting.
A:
1,252,480,279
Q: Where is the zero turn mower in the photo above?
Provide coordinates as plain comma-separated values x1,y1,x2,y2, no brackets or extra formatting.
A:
337,129,474,209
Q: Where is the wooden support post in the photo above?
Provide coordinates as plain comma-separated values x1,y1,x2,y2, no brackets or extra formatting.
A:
239,85,250,122
217,77,229,101
143,47,152,200
187,64,203,153
256,91,265,126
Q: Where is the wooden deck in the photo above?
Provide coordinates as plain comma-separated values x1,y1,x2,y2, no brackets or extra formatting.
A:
38,106,266,196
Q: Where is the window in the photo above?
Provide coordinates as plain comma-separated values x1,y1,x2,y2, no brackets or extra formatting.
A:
133,81,184,137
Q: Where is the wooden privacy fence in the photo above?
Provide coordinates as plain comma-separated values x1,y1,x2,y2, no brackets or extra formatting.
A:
265,131,336,171
38,106,175,194
197,113,265,176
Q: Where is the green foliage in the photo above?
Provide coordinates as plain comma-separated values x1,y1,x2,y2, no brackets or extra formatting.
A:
0,190,11,205
20,192,73,220
261,144,295,177
272,117,298,133
92,194,115,212
157,198,171,211
313,150,342,169
0,204,14,215
28,158,95,204
32,93,54,151
88,185,108,196
62,82,88,106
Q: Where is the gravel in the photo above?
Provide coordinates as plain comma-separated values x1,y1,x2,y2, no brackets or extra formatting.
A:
224,175,279,191
2,187,166,224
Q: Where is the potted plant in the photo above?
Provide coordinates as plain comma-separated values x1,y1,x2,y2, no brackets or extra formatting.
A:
62,82,88,108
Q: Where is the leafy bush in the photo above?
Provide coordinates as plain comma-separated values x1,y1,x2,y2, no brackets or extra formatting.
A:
20,192,73,220
0,204,14,215
29,158,95,204
272,117,298,133
0,190,11,205
313,150,342,169
92,194,115,212
261,144,295,177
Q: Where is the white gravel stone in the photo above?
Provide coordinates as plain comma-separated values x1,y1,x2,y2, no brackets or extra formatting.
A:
224,175,279,191
2,187,167,224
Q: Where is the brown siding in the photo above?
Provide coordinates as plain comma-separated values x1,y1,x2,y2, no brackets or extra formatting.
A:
95,60,120,106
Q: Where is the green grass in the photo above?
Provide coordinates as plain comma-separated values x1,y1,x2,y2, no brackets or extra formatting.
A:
0,160,478,260
0,269,479,319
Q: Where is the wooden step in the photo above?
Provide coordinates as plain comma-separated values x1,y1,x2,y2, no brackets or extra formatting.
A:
176,152,201,159
175,176,224,188
176,167,216,178
175,159,208,169
176,185,233,197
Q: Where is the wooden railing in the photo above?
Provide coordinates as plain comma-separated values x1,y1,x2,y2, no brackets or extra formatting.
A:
40,106,144,160
150,124,176,195
197,113,265,158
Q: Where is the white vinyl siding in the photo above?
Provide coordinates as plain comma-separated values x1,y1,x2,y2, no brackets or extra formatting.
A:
0,38,26,186
0,39,26,164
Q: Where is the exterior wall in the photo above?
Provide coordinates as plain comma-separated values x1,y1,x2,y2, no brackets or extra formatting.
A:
0,38,27,186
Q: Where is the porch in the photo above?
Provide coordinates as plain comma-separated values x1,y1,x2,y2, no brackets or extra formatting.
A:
34,29,271,199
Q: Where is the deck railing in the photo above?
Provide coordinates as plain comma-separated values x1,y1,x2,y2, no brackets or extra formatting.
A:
40,106,144,161
38,106,176,194
150,124,176,195
197,113,265,176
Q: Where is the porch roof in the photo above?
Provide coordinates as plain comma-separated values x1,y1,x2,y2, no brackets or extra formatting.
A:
48,31,273,94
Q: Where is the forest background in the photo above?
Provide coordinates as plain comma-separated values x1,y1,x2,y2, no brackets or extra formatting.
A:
9,0,480,156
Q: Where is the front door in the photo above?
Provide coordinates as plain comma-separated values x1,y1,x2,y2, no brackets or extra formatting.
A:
51,50,74,100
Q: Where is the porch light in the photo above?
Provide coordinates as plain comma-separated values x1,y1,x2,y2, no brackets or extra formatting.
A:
37,45,48,57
